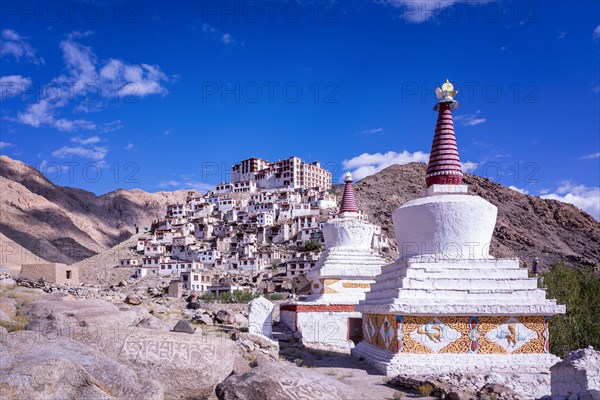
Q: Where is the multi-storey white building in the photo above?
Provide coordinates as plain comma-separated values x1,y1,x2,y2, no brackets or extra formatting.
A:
231,156,332,191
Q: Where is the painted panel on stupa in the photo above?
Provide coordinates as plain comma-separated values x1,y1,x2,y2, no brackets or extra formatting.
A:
363,314,376,345
362,315,549,354
378,314,397,352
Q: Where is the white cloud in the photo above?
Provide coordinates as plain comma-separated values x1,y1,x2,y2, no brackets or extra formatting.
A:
157,180,215,192
508,185,529,195
198,22,237,46
454,110,486,126
361,127,384,134
99,59,169,97
0,29,44,65
557,32,567,40
124,143,134,150
52,145,108,161
52,134,107,161
541,181,600,221
0,75,32,99
342,150,429,180
0,141,14,149
594,25,600,40
17,99,97,131
71,135,102,145
580,152,600,160
377,0,493,23
222,33,235,45
100,120,124,133
13,31,169,132
461,161,479,173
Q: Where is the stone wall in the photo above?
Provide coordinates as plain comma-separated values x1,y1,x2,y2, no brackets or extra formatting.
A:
551,347,600,399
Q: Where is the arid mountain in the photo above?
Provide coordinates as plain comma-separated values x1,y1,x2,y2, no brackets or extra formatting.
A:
0,156,192,266
338,163,600,271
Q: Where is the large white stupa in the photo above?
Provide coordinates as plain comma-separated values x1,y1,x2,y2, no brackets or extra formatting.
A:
352,80,565,387
280,173,387,349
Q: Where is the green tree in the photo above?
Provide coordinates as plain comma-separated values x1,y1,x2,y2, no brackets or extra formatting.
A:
540,263,600,357
303,240,322,252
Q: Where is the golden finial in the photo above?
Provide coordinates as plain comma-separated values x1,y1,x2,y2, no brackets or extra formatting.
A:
436,79,458,100
434,78,459,110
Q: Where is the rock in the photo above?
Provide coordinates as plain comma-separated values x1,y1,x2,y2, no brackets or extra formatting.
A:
0,325,8,340
0,309,13,323
0,277,16,290
567,394,580,400
125,295,142,305
192,313,214,326
479,383,520,400
0,330,162,400
215,361,359,400
188,301,201,310
234,312,249,325
238,332,279,350
18,293,237,399
248,296,274,337
147,287,162,297
216,309,235,324
232,353,252,375
0,298,17,317
135,316,170,331
150,305,167,314
173,320,195,334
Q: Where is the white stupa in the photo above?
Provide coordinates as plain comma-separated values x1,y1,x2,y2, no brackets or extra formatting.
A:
280,173,387,349
352,80,565,390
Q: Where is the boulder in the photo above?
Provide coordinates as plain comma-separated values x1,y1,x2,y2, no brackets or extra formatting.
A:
188,301,201,310
150,304,167,314
0,277,16,290
192,313,214,326
125,295,142,305
135,316,170,331
173,320,195,334
0,309,12,323
216,309,235,324
215,361,359,400
0,331,162,400
0,298,17,317
16,294,237,399
234,312,249,325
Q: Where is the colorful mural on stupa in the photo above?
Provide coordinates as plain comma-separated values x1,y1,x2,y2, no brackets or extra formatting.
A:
361,314,549,355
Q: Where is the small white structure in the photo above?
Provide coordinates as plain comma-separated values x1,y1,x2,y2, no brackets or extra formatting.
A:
280,172,386,349
551,347,600,399
248,296,275,339
120,258,139,267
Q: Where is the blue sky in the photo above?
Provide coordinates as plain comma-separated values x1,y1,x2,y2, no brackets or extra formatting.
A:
1,0,599,219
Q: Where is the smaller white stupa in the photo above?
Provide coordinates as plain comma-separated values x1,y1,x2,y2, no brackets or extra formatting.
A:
280,173,387,349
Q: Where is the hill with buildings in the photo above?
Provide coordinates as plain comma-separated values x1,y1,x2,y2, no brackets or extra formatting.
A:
1,155,598,275
346,162,600,270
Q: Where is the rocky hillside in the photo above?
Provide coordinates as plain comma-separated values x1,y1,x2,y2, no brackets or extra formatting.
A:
340,163,600,270
0,156,192,266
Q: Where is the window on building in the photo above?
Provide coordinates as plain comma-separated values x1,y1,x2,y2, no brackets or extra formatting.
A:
66,270,72,279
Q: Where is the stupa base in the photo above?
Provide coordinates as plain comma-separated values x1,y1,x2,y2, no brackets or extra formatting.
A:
352,342,559,398
279,302,364,350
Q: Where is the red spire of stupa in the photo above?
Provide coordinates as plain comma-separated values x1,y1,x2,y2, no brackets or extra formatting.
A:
339,172,359,215
425,79,463,187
